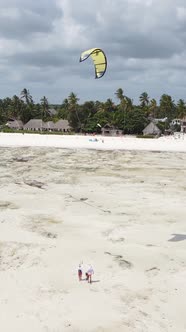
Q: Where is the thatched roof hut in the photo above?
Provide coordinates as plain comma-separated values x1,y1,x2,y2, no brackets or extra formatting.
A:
24,119,43,131
53,120,71,132
6,120,23,130
24,119,71,132
42,121,54,131
143,121,161,135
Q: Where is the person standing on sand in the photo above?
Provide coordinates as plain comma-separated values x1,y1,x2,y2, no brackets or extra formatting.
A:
86,265,94,283
78,263,83,281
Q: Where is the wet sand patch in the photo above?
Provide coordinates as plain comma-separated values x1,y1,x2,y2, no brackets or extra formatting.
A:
23,215,62,239
0,201,18,210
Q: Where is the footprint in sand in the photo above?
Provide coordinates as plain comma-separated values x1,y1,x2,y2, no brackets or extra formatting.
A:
105,252,132,269
145,267,160,277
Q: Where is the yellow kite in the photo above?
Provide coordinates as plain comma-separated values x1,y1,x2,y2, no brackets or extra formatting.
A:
79,48,107,79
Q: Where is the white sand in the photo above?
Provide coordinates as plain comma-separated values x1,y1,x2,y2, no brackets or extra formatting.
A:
0,132,186,152
0,134,186,332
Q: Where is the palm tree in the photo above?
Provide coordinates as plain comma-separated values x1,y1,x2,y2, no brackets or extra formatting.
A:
176,99,186,119
11,95,24,119
20,88,33,105
159,94,175,119
125,97,133,112
115,89,134,132
139,92,149,108
62,98,69,110
104,98,115,112
115,88,124,103
68,92,81,131
40,96,49,120
149,98,157,118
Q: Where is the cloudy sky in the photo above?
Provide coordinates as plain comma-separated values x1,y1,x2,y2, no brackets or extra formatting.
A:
1,0,186,104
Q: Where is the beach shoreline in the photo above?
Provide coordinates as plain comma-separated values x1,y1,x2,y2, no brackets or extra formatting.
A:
0,132,186,152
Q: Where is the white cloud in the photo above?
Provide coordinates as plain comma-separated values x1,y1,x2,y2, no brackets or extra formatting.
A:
176,6,186,20
0,0,186,103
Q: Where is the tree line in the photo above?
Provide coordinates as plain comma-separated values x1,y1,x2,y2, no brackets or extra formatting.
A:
0,88,186,134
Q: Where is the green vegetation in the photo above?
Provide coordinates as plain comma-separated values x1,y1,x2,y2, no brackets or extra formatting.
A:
0,88,185,134
137,134,156,139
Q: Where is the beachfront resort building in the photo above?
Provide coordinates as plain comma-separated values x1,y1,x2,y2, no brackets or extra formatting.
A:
6,119,71,132
101,124,123,136
143,121,161,136
181,117,186,133
6,120,23,130
51,120,71,132
170,119,182,126
23,119,71,132
42,121,55,131
24,119,43,131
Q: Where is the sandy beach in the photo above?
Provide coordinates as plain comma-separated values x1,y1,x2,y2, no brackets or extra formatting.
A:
0,133,186,331
0,132,186,152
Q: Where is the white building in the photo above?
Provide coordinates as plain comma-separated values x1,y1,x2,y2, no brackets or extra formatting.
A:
170,119,181,126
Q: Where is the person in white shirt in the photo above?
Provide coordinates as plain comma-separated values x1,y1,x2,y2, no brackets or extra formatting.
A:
86,265,94,283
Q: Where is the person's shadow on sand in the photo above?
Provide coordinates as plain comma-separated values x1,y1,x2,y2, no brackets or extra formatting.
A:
81,278,100,283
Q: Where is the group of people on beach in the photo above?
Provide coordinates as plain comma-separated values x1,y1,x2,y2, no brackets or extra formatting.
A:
78,263,94,283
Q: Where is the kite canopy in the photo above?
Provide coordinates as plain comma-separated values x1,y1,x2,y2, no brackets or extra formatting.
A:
79,48,107,79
